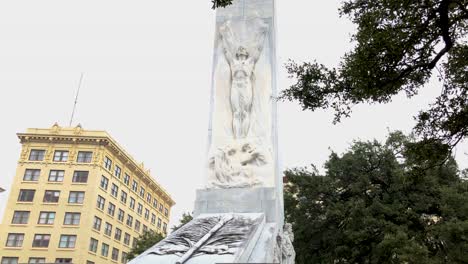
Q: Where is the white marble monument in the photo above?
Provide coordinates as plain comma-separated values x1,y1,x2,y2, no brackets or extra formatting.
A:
129,1,294,263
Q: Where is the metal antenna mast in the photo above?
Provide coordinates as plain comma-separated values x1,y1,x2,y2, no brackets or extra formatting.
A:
69,72,84,127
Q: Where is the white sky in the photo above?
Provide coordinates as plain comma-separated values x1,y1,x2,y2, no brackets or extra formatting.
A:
0,0,466,228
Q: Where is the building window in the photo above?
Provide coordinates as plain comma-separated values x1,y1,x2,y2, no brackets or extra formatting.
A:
28,258,45,264
108,202,116,216
111,183,119,197
6,233,24,247
43,190,60,203
63,212,81,225
93,216,102,231
137,203,143,215
135,220,141,232
151,213,156,225
54,259,72,263
32,234,50,248
38,211,55,225
112,248,120,261
120,191,127,204
164,208,169,217
77,151,93,163
132,180,138,192
59,235,76,248
97,195,105,210
146,193,152,203
89,238,98,253
163,222,167,233
123,233,131,246
117,209,125,222
129,197,135,210
29,150,45,161
153,198,158,208
114,227,122,241
48,170,64,182
132,237,137,248
68,191,85,204
18,189,35,202
53,150,69,162
143,225,148,232
159,203,163,212
104,156,112,171
86,261,94,264
100,175,109,190
123,174,130,185
101,243,109,257
157,218,162,229
121,252,128,264
1,258,18,264
126,215,133,227
144,208,150,220
115,165,121,178
23,169,40,181
72,171,88,183
139,187,145,198
11,211,30,224
104,222,113,236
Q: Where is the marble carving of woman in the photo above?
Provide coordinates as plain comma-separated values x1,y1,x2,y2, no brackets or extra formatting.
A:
219,19,269,139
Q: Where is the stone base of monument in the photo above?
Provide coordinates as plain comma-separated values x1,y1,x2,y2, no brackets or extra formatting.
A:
128,186,295,264
128,213,282,264
194,187,280,223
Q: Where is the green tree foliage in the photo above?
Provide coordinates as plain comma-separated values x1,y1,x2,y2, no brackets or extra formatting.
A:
285,132,468,264
211,0,233,9
127,230,164,260
171,212,194,232
280,0,468,147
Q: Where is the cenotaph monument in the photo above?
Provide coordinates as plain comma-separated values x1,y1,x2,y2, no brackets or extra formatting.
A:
129,0,295,263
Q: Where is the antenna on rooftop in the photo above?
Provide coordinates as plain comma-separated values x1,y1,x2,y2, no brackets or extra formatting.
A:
69,72,84,127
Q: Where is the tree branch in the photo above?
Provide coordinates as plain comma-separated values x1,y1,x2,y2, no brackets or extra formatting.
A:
428,0,454,68
454,1,468,16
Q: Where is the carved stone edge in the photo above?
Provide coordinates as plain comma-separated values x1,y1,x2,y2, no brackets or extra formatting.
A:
233,213,266,263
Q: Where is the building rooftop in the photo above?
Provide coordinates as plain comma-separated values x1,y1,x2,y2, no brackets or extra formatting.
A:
17,123,175,206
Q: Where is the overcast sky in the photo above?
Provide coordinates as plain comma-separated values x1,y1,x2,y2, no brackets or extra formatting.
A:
0,0,466,227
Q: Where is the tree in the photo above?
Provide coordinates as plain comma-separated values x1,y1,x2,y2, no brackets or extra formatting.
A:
171,212,194,232
127,230,164,260
211,0,233,9
280,0,468,148
284,132,468,264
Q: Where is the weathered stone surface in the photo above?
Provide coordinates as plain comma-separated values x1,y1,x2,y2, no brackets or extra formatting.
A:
194,187,278,223
129,213,266,264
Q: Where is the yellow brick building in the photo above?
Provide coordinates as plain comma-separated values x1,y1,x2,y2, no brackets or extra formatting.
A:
0,124,175,264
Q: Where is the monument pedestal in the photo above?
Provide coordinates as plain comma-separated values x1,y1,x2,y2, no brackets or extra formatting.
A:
194,187,279,223
129,213,281,264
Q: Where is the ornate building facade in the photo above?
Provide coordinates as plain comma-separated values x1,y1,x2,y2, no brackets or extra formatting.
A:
0,124,175,264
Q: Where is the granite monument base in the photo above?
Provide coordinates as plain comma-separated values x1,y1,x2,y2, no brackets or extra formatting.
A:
128,213,283,264
194,187,280,223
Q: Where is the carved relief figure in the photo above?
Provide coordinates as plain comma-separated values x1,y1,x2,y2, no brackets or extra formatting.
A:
150,214,262,258
219,19,269,139
281,223,296,264
208,142,268,188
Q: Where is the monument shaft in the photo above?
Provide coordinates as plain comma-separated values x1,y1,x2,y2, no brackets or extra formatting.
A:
129,1,294,263
207,0,280,193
